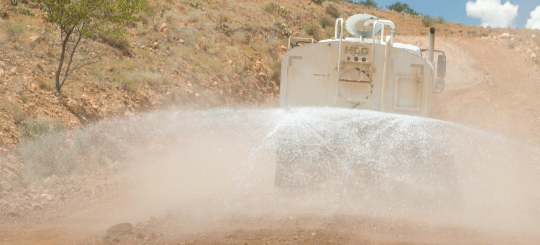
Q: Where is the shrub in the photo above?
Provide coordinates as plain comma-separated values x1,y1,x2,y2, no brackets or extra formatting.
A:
304,21,321,39
182,2,205,10
387,2,419,15
7,6,35,16
264,2,290,18
358,0,379,9
0,21,25,43
20,94,28,103
10,103,26,124
19,121,127,183
324,26,336,39
120,71,168,91
422,16,445,27
320,15,334,28
232,30,247,44
325,4,339,18
99,34,131,56
19,118,64,140
19,132,77,182
311,0,325,5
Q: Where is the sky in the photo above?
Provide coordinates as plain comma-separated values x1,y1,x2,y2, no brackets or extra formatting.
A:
353,0,540,29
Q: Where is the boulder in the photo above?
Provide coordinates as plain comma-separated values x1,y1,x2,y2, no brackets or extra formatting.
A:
159,23,167,32
107,223,133,236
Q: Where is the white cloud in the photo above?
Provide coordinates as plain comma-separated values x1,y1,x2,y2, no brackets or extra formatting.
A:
466,0,519,28
526,6,540,29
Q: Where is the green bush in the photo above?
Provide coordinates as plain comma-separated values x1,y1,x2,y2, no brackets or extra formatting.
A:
100,34,131,56
0,21,25,43
358,0,379,9
320,15,334,28
182,2,205,10
19,118,64,140
311,0,325,5
304,21,321,40
10,103,26,124
264,2,290,18
325,4,339,18
387,2,419,15
422,16,445,27
120,71,168,92
7,6,35,16
19,127,123,183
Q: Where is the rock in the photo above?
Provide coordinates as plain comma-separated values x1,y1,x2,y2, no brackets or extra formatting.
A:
43,175,58,187
500,33,510,39
62,98,81,115
0,69,4,78
28,36,39,41
123,110,135,118
0,61,5,69
532,53,537,59
533,34,536,38
31,203,42,210
10,67,16,74
41,193,53,201
159,23,167,31
162,27,169,34
0,180,13,192
152,42,159,49
107,223,133,236
178,38,184,43
8,209,20,218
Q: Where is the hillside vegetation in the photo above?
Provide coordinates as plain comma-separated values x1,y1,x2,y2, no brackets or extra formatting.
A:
0,0,539,146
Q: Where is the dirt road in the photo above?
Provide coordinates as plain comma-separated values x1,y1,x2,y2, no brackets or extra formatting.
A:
2,36,540,245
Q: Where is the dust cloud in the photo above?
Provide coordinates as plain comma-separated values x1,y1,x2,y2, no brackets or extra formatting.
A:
37,108,540,238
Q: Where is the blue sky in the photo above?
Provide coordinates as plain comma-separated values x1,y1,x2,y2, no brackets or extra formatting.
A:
353,0,540,29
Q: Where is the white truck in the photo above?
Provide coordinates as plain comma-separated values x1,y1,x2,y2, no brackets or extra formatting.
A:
275,14,449,192
279,14,446,116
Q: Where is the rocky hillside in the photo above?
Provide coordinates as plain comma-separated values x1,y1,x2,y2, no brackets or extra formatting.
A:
0,0,539,147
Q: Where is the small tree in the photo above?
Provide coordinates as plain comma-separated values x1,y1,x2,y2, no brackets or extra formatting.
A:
358,0,379,9
387,2,419,16
33,0,148,93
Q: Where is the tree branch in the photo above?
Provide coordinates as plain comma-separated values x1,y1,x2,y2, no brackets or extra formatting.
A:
59,29,84,90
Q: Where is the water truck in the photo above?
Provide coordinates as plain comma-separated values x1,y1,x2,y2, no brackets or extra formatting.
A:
275,14,449,192
279,14,446,116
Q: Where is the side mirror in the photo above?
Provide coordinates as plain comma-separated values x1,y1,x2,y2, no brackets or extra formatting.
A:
436,78,445,91
437,54,446,79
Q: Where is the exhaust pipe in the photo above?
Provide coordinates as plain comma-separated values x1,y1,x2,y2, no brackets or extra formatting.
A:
428,27,435,64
